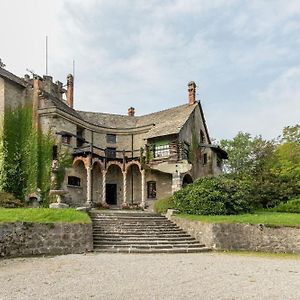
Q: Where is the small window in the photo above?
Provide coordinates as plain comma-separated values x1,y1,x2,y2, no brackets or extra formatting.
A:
154,145,170,158
76,126,85,147
62,135,71,145
68,176,81,187
106,147,116,159
106,134,116,144
203,153,208,165
200,130,205,144
147,181,156,199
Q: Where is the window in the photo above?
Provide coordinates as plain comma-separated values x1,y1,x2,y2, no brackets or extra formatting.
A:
106,134,116,144
106,147,116,159
68,176,81,187
76,126,85,147
200,130,205,144
203,153,208,165
62,135,71,145
147,181,156,199
154,144,170,158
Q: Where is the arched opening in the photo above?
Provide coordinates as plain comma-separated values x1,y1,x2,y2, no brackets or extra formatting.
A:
126,164,141,205
106,164,123,205
182,174,193,187
92,162,102,207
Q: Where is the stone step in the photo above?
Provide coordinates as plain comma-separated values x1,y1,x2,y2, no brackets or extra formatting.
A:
91,211,209,254
93,235,196,241
93,243,205,249
93,247,212,254
93,233,192,238
93,240,202,246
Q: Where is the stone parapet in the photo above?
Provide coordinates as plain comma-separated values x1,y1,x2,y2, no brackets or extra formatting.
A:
0,222,93,258
170,215,300,254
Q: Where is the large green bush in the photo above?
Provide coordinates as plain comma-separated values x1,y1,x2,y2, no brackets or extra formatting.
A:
173,175,253,215
272,197,300,213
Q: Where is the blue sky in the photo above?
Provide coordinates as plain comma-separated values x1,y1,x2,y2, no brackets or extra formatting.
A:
1,0,300,140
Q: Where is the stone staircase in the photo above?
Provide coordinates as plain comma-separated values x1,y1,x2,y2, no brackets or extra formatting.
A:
90,210,211,253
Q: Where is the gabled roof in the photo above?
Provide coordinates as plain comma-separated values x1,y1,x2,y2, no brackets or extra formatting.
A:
0,67,27,87
137,103,198,139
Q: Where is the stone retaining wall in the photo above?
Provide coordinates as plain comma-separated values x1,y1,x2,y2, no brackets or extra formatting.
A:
0,222,93,258
170,215,300,253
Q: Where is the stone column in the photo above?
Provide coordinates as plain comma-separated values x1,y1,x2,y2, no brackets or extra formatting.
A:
122,171,128,208
86,166,93,207
140,169,146,208
102,170,107,206
172,172,181,194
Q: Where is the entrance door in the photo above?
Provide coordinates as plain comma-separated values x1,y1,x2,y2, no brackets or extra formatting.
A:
106,184,117,205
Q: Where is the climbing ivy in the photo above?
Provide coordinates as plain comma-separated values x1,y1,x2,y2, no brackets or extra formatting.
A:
0,105,59,206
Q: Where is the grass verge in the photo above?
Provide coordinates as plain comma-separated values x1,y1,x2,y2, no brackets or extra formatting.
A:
0,208,91,224
176,211,300,227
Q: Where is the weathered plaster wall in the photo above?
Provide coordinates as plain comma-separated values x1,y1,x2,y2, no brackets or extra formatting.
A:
0,222,93,258
170,215,300,253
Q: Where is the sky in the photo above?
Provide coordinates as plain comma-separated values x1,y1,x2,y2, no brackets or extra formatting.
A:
1,0,300,141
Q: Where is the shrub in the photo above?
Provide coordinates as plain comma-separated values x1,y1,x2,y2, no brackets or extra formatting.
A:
272,197,300,213
173,175,253,215
0,191,24,208
153,197,174,214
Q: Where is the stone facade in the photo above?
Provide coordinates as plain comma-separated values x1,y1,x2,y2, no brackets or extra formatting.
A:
0,222,93,258
0,66,227,208
170,215,300,253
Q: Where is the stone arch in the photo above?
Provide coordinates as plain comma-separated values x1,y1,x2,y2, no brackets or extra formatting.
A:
93,159,104,172
106,161,124,172
125,161,142,172
126,163,142,204
92,161,103,207
73,156,88,169
106,163,124,205
182,173,193,187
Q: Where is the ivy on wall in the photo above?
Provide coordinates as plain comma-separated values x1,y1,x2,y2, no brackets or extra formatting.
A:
0,105,70,206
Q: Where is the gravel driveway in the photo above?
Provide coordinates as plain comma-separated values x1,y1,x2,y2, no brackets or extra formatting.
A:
0,252,299,300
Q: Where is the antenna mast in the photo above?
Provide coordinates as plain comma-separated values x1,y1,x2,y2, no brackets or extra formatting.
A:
45,35,48,75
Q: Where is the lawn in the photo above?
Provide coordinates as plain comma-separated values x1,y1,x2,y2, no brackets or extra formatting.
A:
0,208,91,224
176,211,300,227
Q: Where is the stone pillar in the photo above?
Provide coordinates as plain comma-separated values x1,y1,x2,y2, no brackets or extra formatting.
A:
86,166,93,207
122,171,128,208
172,172,181,194
102,170,107,206
140,169,146,208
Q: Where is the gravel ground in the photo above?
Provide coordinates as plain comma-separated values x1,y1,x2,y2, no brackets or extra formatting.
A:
0,252,299,300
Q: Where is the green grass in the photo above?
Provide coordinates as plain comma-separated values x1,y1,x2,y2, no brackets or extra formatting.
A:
0,208,91,224
176,211,300,227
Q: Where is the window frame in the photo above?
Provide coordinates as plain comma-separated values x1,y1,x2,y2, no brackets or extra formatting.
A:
106,134,117,144
147,181,157,199
68,176,81,187
154,144,170,158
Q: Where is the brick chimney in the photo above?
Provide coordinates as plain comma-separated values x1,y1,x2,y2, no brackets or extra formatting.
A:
128,107,135,116
66,74,74,108
188,81,196,105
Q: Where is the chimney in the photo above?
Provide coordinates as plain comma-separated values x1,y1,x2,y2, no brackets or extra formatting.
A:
66,74,74,108
128,107,135,116
188,81,196,105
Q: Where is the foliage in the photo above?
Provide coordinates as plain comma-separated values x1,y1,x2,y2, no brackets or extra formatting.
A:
176,211,300,227
173,175,253,215
0,105,60,205
0,208,91,224
0,191,24,208
153,197,174,214
272,198,300,213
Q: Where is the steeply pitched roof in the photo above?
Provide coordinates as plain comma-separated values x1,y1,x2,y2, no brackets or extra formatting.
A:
0,67,27,87
137,103,198,139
